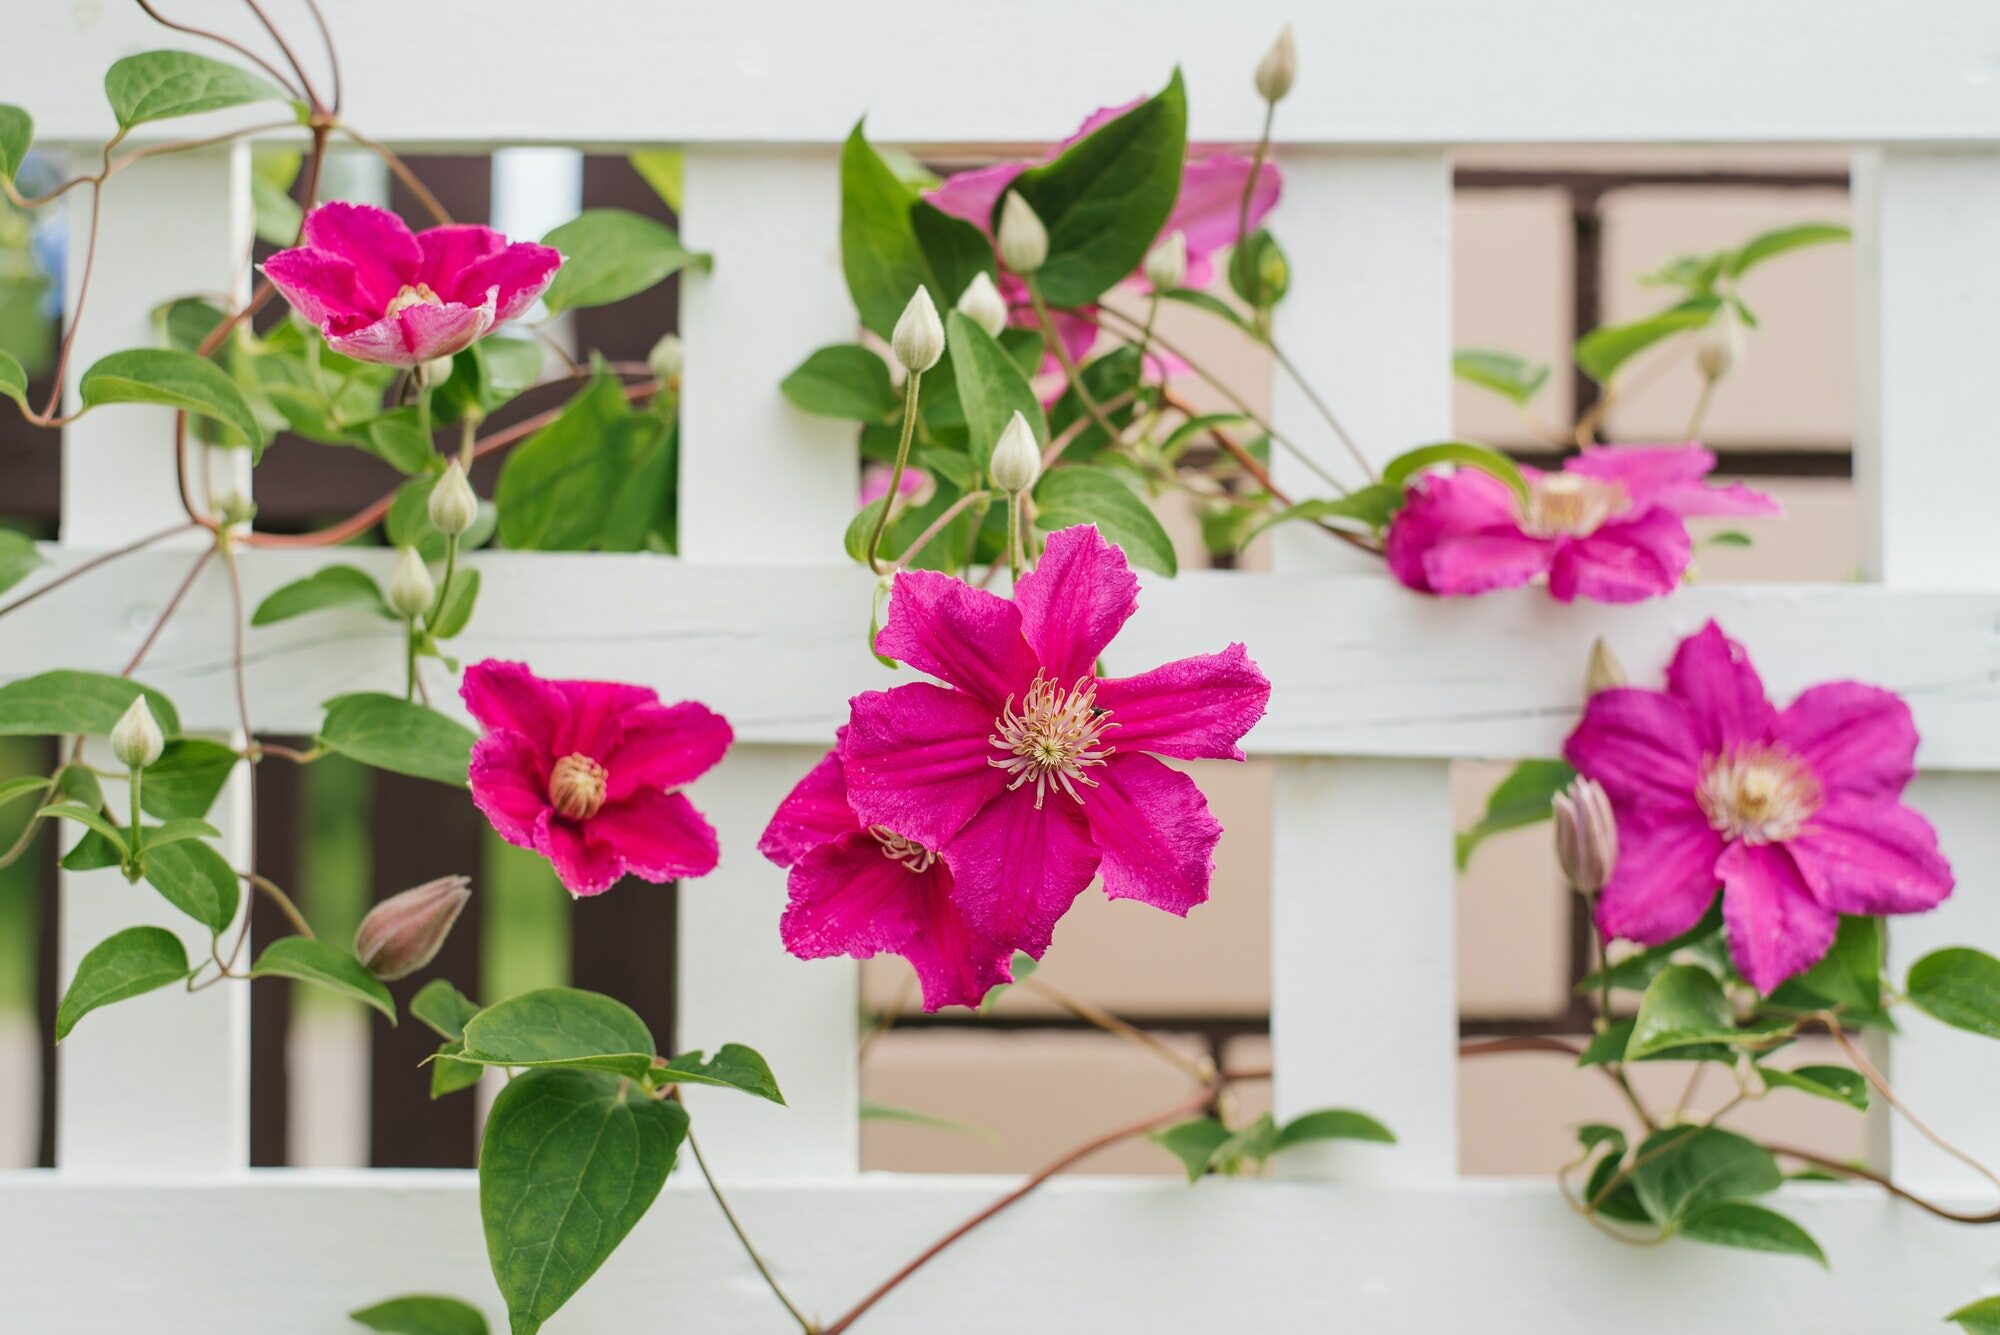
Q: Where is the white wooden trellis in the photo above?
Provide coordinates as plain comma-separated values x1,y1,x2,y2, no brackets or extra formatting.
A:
5,1,2000,1328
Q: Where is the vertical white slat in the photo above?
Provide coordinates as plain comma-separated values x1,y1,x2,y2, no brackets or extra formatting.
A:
1266,151,1458,1181
673,147,860,1174
1853,147,2000,1194
56,148,253,1173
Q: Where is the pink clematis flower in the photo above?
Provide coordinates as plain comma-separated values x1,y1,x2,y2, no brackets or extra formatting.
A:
1385,444,1781,604
463,660,732,897
926,103,1282,369
838,524,1271,961
761,739,1013,1011
859,462,932,512
1565,622,1952,993
263,202,561,366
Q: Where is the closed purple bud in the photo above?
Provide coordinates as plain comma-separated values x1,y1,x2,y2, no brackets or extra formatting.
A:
354,875,471,981
1552,776,1618,896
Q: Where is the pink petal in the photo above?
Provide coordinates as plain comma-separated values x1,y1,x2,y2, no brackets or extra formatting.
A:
1788,798,1953,917
414,224,504,291
1718,840,1838,993
1567,444,1781,519
1094,643,1270,761
586,788,720,882
1594,810,1725,944
877,569,1040,709
1419,530,1557,597
900,870,1017,1011
467,730,551,847
1160,152,1281,289
326,295,494,367
1545,508,1691,604
841,683,1008,851
926,161,1025,233
1776,682,1918,801
1013,524,1138,681
1564,687,1707,813
1666,621,1779,752
1082,753,1222,917
759,748,859,867
261,247,377,327
1383,469,1538,595
452,242,563,324
602,700,733,800
461,660,570,754
554,676,662,760
301,201,421,311
942,782,1100,958
535,809,625,897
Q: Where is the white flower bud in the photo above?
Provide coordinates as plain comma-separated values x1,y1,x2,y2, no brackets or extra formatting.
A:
989,411,1043,495
1255,25,1298,103
997,193,1049,276
956,272,1009,339
356,875,472,981
110,696,164,770
1695,306,1744,380
1553,776,1619,897
1144,231,1188,292
648,332,684,387
427,459,479,538
891,286,945,373
420,355,456,386
387,546,435,619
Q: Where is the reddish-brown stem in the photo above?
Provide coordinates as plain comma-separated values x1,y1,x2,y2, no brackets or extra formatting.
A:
0,522,197,622
894,490,992,572
1459,1035,1584,1059
40,176,106,419
242,0,325,111
122,543,216,677
1764,1143,2000,1225
135,0,307,101
336,125,451,225
301,0,342,113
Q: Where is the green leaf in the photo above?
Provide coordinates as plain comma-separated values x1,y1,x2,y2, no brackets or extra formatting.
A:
1949,1295,2000,1334
1275,1108,1396,1151
1226,228,1289,312
1758,1063,1868,1111
857,1102,994,1140
1150,1116,1231,1182
104,50,289,129
1584,1150,1652,1224
252,565,393,627
412,978,480,1041
1035,466,1177,576
139,738,240,820
0,104,30,181
350,1293,490,1335
481,1067,686,1335
541,209,708,314
497,369,668,552
845,496,889,566
141,817,222,850
0,530,45,597
780,344,898,422
59,826,125,873
652,1043,784,1104
55,926,190,1040
1208,1112,1280,1172
0,348,26,410
839,122,995,339
461,987,657,1079
1678,1200,1826,1265
1006,71,1188,308
1579,902,1726,997
1161,288,1256,335
0,774,50,813
1627,964,1737,1060
436,338,543,424
1381,440,1530,505
251,937,395,1022
429,568,480,640
1908,947,2000,1040
1455,758,1576,870
387,473,498,563
37,802,129,855
1242,485,1404,545
0,671,180,739
250,148,303,246
1629,1126,1781,1227
628,151,683,211
1574,300,1718,383
318,694,474,787
362,412,443,476
1046,344,1144,459
948,310,1046,473
1576,1123,1627,1158
142,837,240,933
1724,223,1849,278
430,1039,485,1099
1453,349,1551,407
79,347,263,446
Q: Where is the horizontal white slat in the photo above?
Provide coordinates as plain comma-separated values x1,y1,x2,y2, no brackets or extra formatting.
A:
0,1173,1989,1332
15,2,2000,148
8,549,2000,766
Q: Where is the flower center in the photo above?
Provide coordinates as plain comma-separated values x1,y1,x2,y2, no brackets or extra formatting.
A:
1519,474,1626,539
989,671,1117,808
1695,744,1820,845
385,281,444,316
548,752,608,822
869,825,937,874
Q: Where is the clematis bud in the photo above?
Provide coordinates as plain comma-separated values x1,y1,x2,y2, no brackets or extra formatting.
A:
110,697,164,770
387,546,434,619
956,272,1009,339
428,459,478,538
1695,305,1745,380
997,193,1049,275
891,286,945,373
649,332,684,387
1144,231,1188,292
1552,776,1618,896
354,874,471,981
1255,25,1298,103
212,488,255,528
1584,637,1626,695
420,354,456,386
990,411,1043,495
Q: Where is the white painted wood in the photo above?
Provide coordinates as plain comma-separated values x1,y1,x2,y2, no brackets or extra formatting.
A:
18,3,2000,148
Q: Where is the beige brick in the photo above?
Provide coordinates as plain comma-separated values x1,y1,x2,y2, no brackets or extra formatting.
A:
1454,188,1574,445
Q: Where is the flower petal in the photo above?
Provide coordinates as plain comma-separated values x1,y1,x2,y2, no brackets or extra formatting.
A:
1594,810,1725,945
1082,753,1222,917
877,569,1039,708
1564,687,1707,813
414,224,504,291
534,809,625,897
467,730,551,847
554,676,662,760
302,201,421,311
1566,444,1781,519
925,161,1025,234
1384,469,1543,596
1162,152,1280,288
1776,682,1918,801
1013,524,1138,681
1094,643,1270,761
262,246,376,327
327,295,494,367
602,700,733,800
586,788,720,883
943,782,1100,958
841,683,1008,850
1788,798,1953,917
901,871,1017,1011
461,660,570,754
1545,508,1690,604
1717,840,1838,994
759,748,859,867
1665,620,1778,751
454,241,563,324
1419,530,1557,597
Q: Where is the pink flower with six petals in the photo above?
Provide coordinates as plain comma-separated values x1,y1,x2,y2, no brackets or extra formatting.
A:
463,660,732,897
1385,444,1781,603
263,201,561,366
1565,622,1952,993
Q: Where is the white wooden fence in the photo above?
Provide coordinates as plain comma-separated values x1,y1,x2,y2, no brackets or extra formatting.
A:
5,2,2000,1329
